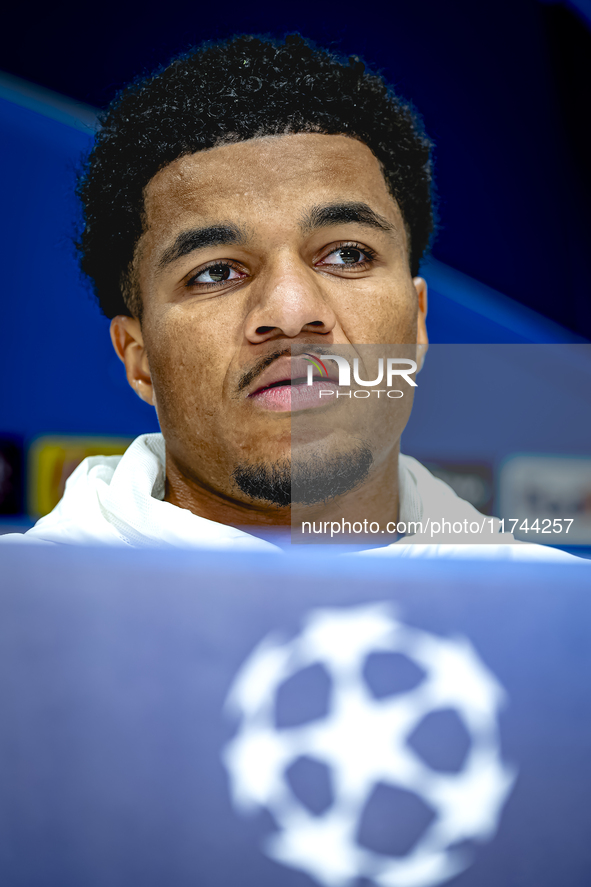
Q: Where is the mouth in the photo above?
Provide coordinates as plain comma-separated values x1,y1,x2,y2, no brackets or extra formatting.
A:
247,355,339,412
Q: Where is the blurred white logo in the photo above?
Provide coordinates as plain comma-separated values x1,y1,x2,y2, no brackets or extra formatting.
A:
222,603,516,887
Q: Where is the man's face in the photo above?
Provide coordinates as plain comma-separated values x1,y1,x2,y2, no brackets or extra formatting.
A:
116,133,427,506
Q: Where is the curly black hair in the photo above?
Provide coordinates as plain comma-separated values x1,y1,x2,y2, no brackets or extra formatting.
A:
76,33,435,319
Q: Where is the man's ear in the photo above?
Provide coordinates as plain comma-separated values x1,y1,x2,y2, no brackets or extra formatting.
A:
413,276,429,371
110,316,155,406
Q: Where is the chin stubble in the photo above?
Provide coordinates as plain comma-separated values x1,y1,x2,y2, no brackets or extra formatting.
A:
232,445,374,507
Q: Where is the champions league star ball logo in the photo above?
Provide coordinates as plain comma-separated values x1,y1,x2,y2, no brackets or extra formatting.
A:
222,604,517,887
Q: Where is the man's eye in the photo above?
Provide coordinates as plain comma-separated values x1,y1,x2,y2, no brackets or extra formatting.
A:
320,246,374,267
190,263,243,285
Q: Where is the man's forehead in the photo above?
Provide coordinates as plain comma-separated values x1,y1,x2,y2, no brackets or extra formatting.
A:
143,132,403,232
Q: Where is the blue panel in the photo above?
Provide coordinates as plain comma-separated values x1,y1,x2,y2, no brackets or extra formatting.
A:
403,344,591,461
0,546,590,886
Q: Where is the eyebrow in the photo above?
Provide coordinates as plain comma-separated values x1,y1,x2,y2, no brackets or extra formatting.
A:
157,224,246,270
300,202,397,236
157,201,397,272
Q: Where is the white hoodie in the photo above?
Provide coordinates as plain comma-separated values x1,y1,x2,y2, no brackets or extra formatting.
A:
0,433,579,562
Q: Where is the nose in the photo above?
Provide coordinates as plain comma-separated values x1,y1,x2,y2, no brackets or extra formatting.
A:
244,255,336,344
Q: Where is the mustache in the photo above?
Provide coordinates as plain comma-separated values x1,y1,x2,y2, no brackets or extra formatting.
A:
236,345,337,394
236,348,289,394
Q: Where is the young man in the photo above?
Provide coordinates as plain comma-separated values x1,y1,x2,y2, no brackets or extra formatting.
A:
2,35,577,559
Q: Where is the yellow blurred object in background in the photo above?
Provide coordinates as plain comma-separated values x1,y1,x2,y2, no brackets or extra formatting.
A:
28,436,133,518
